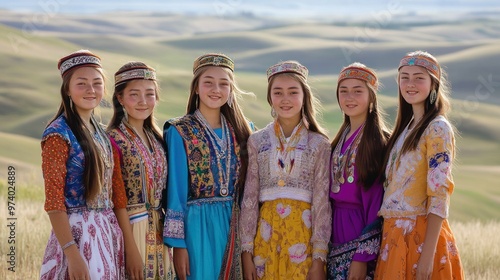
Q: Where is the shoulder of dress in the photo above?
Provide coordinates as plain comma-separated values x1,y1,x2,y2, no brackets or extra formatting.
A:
425,116,454,136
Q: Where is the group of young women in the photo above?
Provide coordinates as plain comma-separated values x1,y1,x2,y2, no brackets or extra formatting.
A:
39,49,464,280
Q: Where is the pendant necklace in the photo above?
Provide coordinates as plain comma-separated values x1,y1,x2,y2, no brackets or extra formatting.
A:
330,123,364,193
195,110,232,196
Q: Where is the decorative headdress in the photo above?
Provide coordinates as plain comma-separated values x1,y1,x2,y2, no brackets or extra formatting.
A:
57,50,101,77
115,66,156,87
399,51,441,80
338,63,378,91
193,53,234,73
267,61,308,80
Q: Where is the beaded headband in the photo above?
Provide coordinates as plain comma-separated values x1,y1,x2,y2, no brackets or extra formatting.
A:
193,53,234,73
267,61,308,80
115,66,157,87
58,50,101,77
338,65,378,90
399,53,440,80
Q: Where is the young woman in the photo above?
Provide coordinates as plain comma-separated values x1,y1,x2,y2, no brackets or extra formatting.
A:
108,62,175,280
327,63,389,280
374,51,464,280
40,50,124,279
240,61,331,280
162,53,252,280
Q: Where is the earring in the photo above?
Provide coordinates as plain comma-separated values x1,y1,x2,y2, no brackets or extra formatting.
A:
369,103,373,114
227,93,234,108
69,97,74,111
429,90,437,105
123,106,129,122
271,107,277,118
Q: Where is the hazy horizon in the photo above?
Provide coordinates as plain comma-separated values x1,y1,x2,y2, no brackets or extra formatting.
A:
2,0,500,20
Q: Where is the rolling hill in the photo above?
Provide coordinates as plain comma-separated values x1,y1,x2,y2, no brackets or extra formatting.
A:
0,9,499,221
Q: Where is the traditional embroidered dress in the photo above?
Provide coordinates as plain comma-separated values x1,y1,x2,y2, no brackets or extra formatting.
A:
374,116,464,279
40,115,125,279
240,121,331,279
327,124,383,280
162,112,242,280
108,122,175,280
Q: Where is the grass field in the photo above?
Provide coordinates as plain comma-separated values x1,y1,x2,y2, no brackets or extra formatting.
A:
0,183,499,279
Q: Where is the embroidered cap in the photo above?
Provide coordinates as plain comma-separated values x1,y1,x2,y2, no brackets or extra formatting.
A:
115,66,157,87
267,61,308,80
399,51,441,80
57,50,101,77
338,63,378,91
193,53,234,73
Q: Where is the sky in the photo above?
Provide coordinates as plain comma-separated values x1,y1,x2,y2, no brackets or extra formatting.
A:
1,0,499,19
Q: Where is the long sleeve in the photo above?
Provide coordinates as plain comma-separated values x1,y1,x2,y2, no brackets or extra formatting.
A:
110,139,128,210
163,126,189,248
42,135,69,213
239,135,260,254
311,139,332,261
426,119,455,219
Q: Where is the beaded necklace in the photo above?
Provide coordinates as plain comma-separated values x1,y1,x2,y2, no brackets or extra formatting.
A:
194,109,232,197
330,123,364,193
274,121,303,187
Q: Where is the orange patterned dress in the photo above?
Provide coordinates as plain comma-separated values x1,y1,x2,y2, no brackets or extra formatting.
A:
374,116,463,280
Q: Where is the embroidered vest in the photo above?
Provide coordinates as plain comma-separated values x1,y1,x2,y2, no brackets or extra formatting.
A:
166,114,241,200
42,115,87,208
108,123,167,213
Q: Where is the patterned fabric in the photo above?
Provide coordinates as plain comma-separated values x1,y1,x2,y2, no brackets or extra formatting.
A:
253,199,313,279
40,209,125,279
40,115,125,278
108,122,174,280
327,124,384,280
327,218,382,280
240,121,332,263
374,217,463,279
163,114,243,280
376,116,463,279
166,115,241,200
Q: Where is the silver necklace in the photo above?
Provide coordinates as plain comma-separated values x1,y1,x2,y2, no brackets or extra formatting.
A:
194,110,232,196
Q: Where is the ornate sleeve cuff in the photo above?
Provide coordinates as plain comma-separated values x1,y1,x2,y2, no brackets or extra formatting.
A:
312,242,329,262
241,242,254,254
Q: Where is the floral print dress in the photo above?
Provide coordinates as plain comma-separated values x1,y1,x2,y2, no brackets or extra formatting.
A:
374,116,463,280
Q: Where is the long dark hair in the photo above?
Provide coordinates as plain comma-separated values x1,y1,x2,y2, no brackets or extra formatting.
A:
331,66,390,190
46,66,107,200
266,72,328,138
186,65,253,191
107,61,163,144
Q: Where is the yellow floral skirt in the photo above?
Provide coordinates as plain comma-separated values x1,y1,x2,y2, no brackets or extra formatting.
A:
374,216,464,280
253,198,313,280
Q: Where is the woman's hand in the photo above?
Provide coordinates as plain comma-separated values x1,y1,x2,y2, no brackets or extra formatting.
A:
348,261,367,280
173,247,190,280
242,252,258,280
306,259,326,280
125,246,144,280
66,245,90,280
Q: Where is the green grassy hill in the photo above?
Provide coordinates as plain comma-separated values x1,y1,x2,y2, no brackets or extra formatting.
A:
0,11,499,222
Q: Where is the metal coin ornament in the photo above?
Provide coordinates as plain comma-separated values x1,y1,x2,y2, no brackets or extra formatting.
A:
338,176,345,184
220,187,228,197
331,185,340,193
278,179,285,187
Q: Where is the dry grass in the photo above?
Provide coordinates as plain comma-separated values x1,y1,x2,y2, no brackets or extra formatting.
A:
0,192,499,279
